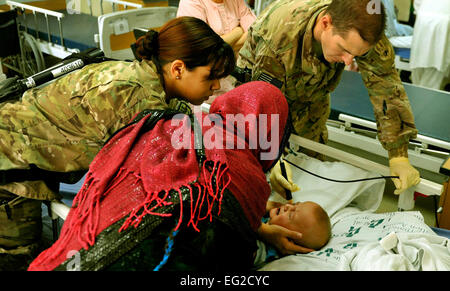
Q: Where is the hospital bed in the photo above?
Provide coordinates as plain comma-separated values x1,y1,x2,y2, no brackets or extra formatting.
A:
47,137,450,271
328,70,449,209
5,0,145,60
0,8,46,78
5,1,177,64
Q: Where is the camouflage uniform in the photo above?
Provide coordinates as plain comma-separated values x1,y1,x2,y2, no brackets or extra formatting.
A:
237,0,418,158
0,59,190,261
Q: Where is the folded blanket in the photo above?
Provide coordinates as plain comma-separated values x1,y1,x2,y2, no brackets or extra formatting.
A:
339,232,450,270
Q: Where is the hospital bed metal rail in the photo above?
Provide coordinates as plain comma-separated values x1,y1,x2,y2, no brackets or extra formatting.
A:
6,1,72,59
6,0,143,59
327,114,449,175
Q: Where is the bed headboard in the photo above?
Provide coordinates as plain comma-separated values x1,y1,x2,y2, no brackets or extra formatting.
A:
98,6,177,60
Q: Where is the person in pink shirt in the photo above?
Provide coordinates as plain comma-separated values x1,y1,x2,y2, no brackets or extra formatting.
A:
177,0,256,55
177,0,256,101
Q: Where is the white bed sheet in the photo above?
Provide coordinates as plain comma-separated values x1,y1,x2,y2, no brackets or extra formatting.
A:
260,154,450,271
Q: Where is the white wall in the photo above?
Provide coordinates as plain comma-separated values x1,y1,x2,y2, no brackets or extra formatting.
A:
393,0,412,22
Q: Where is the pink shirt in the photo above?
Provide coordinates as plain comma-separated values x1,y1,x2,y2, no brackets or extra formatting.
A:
176,0,256,35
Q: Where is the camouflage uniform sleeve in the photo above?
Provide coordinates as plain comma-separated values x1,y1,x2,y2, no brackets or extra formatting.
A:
237,29,286,90
82,80,168,142
356,35,418,158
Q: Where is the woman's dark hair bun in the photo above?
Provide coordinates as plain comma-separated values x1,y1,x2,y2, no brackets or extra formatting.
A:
136,30,159,60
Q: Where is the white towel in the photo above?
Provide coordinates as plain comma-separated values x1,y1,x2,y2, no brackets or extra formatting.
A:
339,232,450,271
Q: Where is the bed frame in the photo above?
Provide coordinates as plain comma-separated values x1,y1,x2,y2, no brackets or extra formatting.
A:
6,0,143,59
98,6,177,60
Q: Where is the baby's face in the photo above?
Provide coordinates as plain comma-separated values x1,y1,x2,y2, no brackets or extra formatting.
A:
268,202,308,233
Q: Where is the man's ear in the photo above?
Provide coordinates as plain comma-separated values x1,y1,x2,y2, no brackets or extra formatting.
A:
170,59,186,80
320,14,333,31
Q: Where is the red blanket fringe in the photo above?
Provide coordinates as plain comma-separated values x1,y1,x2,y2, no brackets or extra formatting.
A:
120,160,230,233
29,159,230,269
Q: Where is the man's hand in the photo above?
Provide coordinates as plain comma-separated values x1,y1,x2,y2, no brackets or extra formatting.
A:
269,160,300,200
389,157,421,195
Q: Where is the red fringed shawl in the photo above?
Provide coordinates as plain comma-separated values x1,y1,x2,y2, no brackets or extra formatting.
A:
28,81,288,271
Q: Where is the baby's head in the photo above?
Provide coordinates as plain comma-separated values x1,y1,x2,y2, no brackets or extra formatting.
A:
268,201,331,250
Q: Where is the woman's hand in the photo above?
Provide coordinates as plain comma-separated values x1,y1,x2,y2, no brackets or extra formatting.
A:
257,223,314,255
221,26,244,48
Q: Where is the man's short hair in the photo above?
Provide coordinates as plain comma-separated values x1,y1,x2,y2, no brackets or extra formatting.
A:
325,0,387,45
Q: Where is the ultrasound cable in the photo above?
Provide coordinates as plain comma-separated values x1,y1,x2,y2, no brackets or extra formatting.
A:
283,158,400,183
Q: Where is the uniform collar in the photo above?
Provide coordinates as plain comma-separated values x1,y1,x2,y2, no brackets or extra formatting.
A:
139,59,162,82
